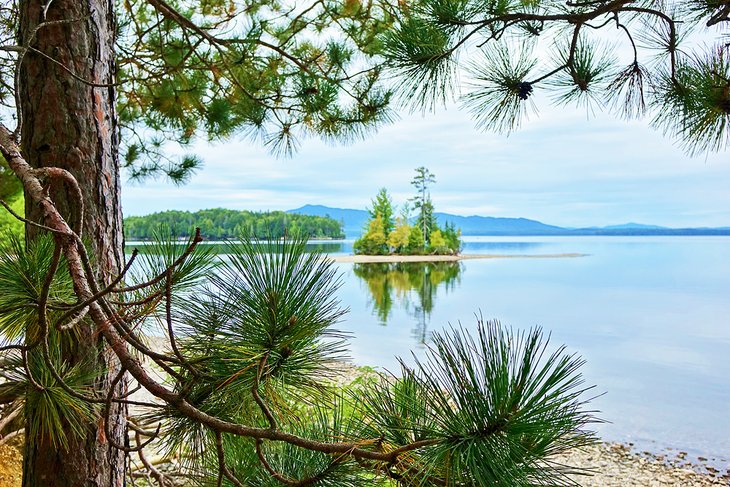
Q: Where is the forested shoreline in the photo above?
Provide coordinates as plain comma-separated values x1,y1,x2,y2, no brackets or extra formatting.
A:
124,208,344,240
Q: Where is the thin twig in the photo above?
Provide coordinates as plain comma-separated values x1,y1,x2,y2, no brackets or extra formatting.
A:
164,268,199,378
255,438,298,485
54,249,139,330
252,355,277,430
0,428,24,448
113,229,202,292
135,429,171,487
215,431,245,487
28,45,121,87
0,402,22,434
0,199,69,236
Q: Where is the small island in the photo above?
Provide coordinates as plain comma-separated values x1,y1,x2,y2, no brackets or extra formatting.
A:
353,167,462,256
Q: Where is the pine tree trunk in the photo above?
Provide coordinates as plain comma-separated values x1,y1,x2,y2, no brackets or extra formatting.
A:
18,1,126,485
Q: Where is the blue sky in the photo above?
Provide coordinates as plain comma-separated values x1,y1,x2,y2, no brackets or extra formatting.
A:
121,100,730,228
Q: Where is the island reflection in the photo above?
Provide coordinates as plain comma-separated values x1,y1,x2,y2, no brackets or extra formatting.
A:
352,262,463,344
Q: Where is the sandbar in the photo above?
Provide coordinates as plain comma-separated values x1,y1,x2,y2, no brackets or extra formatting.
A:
329,253,587,263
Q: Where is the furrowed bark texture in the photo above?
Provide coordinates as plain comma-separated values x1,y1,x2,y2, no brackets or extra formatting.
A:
18,1,126,486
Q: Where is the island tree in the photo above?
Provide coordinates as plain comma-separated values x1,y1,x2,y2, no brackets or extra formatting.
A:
355,187,398,254
386,217,411,253
368,187,396,236
353,212,389,254
0,0,728,486
410,166,437,243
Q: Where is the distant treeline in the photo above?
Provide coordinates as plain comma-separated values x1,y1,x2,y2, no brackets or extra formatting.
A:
124,208,345,240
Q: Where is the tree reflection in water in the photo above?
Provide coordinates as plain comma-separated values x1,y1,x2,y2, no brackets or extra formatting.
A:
352,262,462,344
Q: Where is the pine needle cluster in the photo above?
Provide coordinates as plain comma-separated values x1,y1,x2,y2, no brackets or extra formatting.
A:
114,0,396,182
383,0,730,154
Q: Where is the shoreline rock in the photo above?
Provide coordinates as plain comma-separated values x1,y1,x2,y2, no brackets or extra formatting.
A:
558,442,729,486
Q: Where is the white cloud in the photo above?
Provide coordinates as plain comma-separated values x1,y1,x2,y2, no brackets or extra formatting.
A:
122,100,730,228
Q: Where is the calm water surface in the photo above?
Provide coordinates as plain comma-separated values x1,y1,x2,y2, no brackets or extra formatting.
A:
330,236,730,465
128,236,730,465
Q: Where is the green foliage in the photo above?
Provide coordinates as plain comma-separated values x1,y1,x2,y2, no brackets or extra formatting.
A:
415,199,438,245
383,0,730,155
368,188,395,236
147,234,352,474
2,1,730,169
133,233,596,485
550,38,614,109
410,166,436,197
124,208,345,240
0,235,100,450
214,403,376,487
383,15,456,111
126,227,219,312
407,224,426,254
428,228,448,253
0,228,597,483
386,219,411,253
0,236,75,341
0,193,23,248
356,170,461,255
441,221,462,253
351,319,596,486
0,155,23,246
112,0,395,181
354,214,388,255
10,340,100,451
463,42,538,132
0,155,21,201
653,46,730,155
211,235,349,385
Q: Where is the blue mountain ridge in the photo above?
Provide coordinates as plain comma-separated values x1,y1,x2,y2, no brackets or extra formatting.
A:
286,205,730,237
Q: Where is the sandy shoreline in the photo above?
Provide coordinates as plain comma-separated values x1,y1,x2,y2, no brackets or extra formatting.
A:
330,252,587,263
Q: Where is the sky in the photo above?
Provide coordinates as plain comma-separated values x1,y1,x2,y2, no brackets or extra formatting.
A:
121,98,730,229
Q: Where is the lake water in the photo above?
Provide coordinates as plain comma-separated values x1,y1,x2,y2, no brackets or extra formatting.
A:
321,236,730,467
129,236,730,467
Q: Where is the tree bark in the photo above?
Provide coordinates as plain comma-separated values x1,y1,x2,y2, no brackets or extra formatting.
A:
18,1,126,486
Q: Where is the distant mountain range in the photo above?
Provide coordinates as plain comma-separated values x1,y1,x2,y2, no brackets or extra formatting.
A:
287,205,730,237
